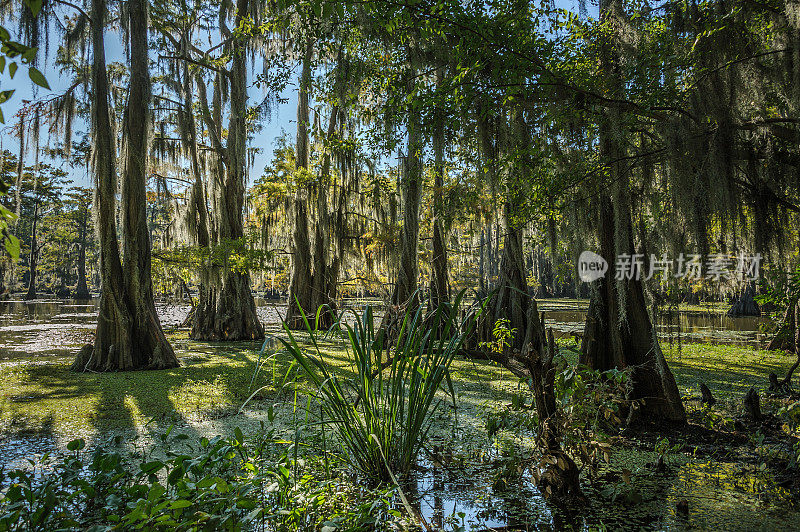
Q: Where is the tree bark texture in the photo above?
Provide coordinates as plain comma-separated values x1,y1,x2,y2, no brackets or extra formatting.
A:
429,68,449,310
73,0,178,371
24,198,38,300
190,0,263,341
286,37,317,329
74,201,90,299
579,0,684,423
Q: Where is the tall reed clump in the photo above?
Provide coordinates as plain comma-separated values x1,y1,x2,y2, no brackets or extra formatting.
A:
281,295,468,482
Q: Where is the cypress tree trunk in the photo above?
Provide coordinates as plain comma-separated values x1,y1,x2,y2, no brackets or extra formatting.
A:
73,0,178,371
487,222,495,289
581,195,685,422
308,108,341,329
393,121,422,308
120,0,178,368
286,36,316,329
391,60,423,311
74,202,90,299
24,199,38,300
580,0,684,423
728,282,761,317
287,45,344,331
429,68,449,310
180,39,210,329
478,228,486,295
473,111,531,351
767,291,799,353
190,0,263,341
479,203,530,349
379,59,423,343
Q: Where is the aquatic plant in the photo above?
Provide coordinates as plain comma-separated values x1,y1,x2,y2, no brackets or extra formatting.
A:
0,427,396,531
280,296,468,482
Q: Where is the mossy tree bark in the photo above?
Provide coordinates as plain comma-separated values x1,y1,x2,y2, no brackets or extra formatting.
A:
768,293,799,353
285,37,343,331
307,107,342,330
429,68,449,312
190,0,263,341
24,197,38,300
73,195,90,299
581,195,686,422
391,63,423,312
378,58,424,343
579,0,684,423
286,36,319,329
177,33,211,330
73,0,178,371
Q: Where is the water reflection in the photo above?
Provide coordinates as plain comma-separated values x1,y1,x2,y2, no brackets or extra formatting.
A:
539,306,769,347
0,298,770,361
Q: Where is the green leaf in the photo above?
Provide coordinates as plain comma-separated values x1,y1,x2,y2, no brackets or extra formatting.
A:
24,0,43,17
28,66,49,89
66,438,86,451
147,482,166,501
0,90,14,104
9,62,17,78
167,465,184,485
140,461,164,474
0,56,5,73
22,46,37,63
0,26,9,42
168,500,192,509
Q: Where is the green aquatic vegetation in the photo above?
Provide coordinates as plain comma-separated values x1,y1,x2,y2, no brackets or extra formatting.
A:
280,300,467,482
662,342,796,406
0,427,399,531
0,346,284,436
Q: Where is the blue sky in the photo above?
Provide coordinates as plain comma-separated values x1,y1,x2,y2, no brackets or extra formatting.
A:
0,20,300,188
0,0,586,189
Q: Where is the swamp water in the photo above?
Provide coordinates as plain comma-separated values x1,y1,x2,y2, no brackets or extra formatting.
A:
0,297,797,530
0,297,769,361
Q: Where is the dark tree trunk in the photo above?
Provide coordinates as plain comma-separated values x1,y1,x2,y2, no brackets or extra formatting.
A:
580,197,685,423
286,37,317,329
728,282,761,317
478,228,486,295
486,222,495,290
73,0,178,371
179,37,212,334
767,292,798,353
378,59,424,344
308,107,342,329
429,68,449,311
24,199,38,300
393,107,422,309
579,0,685,424
477,205,530,351
472,110,533,351
74,203,90,299
770,296,800,389
190,0,263,341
